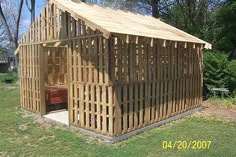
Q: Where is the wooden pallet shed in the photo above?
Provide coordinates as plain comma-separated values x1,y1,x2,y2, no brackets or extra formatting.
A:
17,0,208,137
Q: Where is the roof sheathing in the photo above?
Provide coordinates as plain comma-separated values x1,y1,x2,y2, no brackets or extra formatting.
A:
51,0,206,44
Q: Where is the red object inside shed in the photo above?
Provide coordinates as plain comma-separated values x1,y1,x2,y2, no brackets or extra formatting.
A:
46,87,68,105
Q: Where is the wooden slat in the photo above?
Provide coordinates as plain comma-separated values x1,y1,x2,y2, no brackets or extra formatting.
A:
122,85,128,133
108,86,113,135
159,45,164,120
167,44,173,117
39,45,46,115
102,86,107,133
79,84,85,127
144,43,150,124
85,85,90,128
114,86,121,135
129,84,134,130
99,37,103,84
68,42,73,124
91,85,95,130
73,40,78,124
134,84,139,129
96,85,101,131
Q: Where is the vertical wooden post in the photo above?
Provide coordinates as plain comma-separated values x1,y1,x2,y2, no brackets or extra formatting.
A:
39,45,46,115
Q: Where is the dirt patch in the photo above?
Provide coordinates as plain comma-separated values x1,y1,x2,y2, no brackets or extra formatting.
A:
18,108,53,129
18,124,28,131
193,101,236,122
0,151,10,157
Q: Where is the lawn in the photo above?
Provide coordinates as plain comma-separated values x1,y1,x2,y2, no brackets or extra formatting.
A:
208,97,236,109
0,79,236,157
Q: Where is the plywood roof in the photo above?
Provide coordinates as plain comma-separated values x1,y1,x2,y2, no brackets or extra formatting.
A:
51,0,211,46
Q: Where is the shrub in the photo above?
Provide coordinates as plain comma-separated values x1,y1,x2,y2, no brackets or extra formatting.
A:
0,72,17,84
227,60,236,96
203,50,230,88
203,50,236,95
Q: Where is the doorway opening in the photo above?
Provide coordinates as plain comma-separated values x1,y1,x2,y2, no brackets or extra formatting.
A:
43,46,69,125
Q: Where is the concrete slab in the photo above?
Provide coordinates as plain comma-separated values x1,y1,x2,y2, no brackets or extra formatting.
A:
44,111,69,125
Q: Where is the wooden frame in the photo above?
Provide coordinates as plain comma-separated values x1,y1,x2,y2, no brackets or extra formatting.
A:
18,2,203,137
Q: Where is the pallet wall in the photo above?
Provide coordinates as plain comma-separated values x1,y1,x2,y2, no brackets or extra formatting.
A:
68,35,203,137
19,3,63,115
109,36,203,135
19,2,103,116
68,36,114,135
19,44,45,114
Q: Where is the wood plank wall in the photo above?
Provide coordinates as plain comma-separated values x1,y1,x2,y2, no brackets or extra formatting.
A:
110,36,203,136
45,47,67,86
19,3,102,116
68,35,203,137
19,3,62,115
68,36,113,135
19,44,43,114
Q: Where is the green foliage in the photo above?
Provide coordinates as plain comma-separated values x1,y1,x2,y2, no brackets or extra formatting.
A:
204,50,236,94
214,0,236,52
0,72,17,84
227,60,236,94
162,0,212,40
204,50,230,88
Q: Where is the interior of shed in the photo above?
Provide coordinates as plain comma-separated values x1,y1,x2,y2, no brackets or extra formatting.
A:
44,46,68,114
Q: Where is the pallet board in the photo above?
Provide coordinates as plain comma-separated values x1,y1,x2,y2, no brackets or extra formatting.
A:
18,1,204,137
45,47,67,86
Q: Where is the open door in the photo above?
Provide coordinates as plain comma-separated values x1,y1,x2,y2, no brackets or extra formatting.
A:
43,46,68,114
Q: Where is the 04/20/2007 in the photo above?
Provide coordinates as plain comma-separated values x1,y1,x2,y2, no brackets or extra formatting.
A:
162,140,212,150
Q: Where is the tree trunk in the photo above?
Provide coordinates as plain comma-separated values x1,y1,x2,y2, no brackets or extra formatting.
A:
0,0,23,49
26,0,36,24
31,0,35,23
0,6,14,47
0,0,24,78
14,0,24,48
151,0,159,18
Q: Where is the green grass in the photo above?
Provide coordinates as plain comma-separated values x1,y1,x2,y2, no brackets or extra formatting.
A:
208,97,236,109
0,72,18,85
0,76,236,157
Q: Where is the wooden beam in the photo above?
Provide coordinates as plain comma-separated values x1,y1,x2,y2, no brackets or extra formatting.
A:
126,35,129,43
184,42,187,49
18,33,103,47
162,40,166,47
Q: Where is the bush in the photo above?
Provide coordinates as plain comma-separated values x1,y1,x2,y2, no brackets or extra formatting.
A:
227,60,236,96
0,72,18,84
203,50,230,88
203,50,236,95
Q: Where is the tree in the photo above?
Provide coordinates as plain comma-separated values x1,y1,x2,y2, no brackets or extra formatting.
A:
26,0,36,24
204,50,230,88
0,23,7,47
161,1,209,38
80,0,172,18
151,0,160,18
227,60,236,93
215,0,236,54
0,0,24,49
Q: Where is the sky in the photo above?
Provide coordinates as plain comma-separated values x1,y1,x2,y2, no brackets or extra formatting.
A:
20,0,46,33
